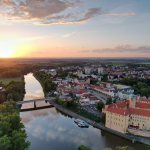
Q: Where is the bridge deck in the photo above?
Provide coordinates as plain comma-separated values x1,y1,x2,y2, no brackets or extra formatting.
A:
17,97,55,105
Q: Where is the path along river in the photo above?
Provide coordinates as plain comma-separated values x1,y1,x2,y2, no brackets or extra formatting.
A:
20,73,149,150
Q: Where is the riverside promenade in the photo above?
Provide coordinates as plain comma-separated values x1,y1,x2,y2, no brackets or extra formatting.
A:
49,100,150,146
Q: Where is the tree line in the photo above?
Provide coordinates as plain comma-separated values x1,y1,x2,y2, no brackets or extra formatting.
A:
34,71,56,95
1,70,21,78
0,80,25,104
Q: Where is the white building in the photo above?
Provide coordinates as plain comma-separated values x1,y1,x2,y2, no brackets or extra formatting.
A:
85,67,91,75
98,67,103,74
47,69,57,76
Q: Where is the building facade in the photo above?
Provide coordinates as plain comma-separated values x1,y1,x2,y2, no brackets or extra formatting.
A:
103,94,150,135
85,67,91,75
98,67,103,74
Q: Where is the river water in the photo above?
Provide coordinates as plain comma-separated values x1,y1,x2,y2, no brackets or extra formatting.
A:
20,73,149,150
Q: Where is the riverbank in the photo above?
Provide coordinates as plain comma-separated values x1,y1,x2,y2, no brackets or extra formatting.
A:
49,100,150,146
33,71,56,97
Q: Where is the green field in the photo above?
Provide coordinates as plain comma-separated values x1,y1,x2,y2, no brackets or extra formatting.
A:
0,77,22,85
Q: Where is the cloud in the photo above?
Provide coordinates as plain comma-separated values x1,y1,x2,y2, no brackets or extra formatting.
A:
92,45,150,53
35,7,103,25
105,12,135,16
79,45,150,53
35,90,43,94
0,0,135,25
0,0,77,20
63,31,76,37
79,50,90,52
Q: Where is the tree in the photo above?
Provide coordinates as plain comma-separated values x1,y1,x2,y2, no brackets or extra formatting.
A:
0,101,31,150
97,100,104,111
120,75,124,78
13,92,21,102
101,113,106,124
113,98,116,103
11,130,30,150
106,96,112,105
0,134,11,150
7,93,13,101
69,92,73,98
90,79,98,84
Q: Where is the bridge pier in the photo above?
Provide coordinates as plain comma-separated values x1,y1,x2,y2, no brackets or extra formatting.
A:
34,102,36,108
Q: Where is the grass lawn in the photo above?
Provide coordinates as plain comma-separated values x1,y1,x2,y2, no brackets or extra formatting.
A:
0,77,22,85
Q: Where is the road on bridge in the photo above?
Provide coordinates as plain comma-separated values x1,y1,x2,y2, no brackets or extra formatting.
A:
16,97,55,105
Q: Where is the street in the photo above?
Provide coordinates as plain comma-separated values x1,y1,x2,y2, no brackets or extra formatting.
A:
82,105,103,117
87,89,107,104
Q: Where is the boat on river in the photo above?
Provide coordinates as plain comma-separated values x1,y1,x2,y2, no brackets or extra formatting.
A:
74,119,89,128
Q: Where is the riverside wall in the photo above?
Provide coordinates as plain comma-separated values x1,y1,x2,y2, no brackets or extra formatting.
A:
49,101,139,144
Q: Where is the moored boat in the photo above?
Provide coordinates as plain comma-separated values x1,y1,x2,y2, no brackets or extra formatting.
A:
74,119,89,128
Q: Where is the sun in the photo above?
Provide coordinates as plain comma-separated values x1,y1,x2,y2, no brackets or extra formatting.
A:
0,45,13,57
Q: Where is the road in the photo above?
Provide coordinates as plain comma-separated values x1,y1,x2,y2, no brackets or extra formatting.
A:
82,105,103,117
87,89,107,104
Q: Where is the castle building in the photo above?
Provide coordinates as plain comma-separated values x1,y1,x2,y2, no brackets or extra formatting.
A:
103,94,150,137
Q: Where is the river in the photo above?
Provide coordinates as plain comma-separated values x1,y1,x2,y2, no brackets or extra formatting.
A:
20,73,149,150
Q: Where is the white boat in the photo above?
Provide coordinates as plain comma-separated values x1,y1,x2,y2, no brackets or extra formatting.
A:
78,123,85,127
74,119,84,123
74,119,89,128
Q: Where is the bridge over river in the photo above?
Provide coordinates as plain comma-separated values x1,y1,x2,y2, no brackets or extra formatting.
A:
17,97,55,111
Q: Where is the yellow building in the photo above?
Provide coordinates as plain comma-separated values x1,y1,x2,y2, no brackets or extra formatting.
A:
77,70,83,75
103,94,150,136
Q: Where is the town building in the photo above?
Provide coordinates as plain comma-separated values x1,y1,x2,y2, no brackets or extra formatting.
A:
74,78,90,85
98,67,103,74
77,70,83,75
46,69,57,76
103,94,150,137
85,67,91,75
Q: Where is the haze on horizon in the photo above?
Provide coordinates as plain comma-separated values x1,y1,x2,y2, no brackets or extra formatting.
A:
0,0,150,58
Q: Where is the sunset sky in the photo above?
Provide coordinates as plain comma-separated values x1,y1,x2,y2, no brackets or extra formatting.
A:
0,0,150,58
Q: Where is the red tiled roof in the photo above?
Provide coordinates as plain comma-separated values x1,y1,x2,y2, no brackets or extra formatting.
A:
107,107,130,116
88,97,99,100
103,100,129,110
130,108,150,117
81,93,93,98
136,102,150,109
64,98,72,101
136,96,150,102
